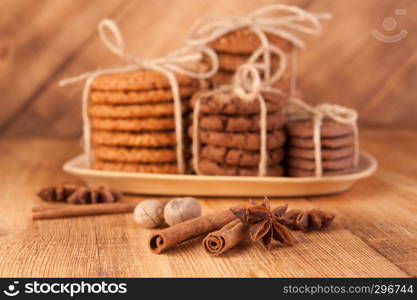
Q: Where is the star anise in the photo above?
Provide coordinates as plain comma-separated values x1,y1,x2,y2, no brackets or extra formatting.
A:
279,208,335,232
38,184,122,205
37,183,78,202
67,186,122,204
231,198,293,249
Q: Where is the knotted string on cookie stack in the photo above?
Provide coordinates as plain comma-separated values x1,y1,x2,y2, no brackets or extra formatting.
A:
187,4,331,94
59,19,219,173
288,98,359,177
192,46,285,176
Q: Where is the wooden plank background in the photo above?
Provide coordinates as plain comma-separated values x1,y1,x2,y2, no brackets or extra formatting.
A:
0,0,416,139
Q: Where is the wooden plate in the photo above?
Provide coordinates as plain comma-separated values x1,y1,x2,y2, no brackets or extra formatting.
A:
63,151,377,197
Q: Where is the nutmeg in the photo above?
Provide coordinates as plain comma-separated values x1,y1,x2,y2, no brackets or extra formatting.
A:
133,199,164,228
163,197,201,226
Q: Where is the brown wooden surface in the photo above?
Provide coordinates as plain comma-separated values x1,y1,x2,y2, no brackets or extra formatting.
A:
0,0,416,138
0,0,416,278
0,128,416,277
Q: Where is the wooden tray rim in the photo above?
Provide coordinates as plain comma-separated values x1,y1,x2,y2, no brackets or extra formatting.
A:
63,151,378,184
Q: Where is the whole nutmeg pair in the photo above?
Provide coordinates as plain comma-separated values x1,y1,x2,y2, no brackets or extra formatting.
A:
133,197,201,228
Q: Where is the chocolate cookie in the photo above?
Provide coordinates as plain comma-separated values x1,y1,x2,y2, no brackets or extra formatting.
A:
287,167,354,177
88,100,190,118
286,156,354,171
92,160,179,174
197,112,284,132
92,131,179,147
288,135,355,149
190,128,286,150
94,146,178,163
217,52,280,72
208,29,294,55
90,85,198,105
91,69,197,91
209,69,291,90
197,159,284,176
209,71,236,86
287,146,354,160
200,145,284,167
286,118,354,138
91,117,176,132
191,91,285,115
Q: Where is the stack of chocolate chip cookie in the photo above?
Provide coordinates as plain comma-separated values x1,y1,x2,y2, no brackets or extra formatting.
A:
189,91,286,176
88,70,199,174
206,29,294,93
284,118,356,177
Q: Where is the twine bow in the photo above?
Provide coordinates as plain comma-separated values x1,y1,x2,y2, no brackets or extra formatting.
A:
187,4,330,86
193,63,283,176
60,19,219,173
289,98,359,177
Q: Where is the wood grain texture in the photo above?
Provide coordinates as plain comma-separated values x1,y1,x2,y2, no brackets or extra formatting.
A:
0,128,416,277
0,0,126,135
0,0,416,138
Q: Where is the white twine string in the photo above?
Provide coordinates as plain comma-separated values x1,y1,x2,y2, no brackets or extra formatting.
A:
289,49,298,99
187,4,330,86
192,63,283,176
59,19,219,173
289,98,359,177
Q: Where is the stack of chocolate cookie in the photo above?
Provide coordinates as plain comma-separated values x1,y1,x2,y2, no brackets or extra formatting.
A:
206,29,293,93
88,70,198,174
284,118,356,177
190,91,286,176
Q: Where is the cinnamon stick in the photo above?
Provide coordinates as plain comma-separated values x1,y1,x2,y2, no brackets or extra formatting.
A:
149,209,236,254
203,218,248,256
32,201,139,220
33,205,72,212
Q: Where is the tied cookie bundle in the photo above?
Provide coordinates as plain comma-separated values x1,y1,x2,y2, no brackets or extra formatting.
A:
284,98,359,177
187,5,330,96
190,60,286,176
60,20,218,174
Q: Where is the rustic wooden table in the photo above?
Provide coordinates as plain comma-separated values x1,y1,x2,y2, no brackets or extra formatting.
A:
0,128,415,277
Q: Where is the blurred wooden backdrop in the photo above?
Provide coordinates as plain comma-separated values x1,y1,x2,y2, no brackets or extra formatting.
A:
0,0,416,138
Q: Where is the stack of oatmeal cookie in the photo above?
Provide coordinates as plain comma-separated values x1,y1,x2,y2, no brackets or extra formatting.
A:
189,91,287,176
88,70,198,174
284,118,356,177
